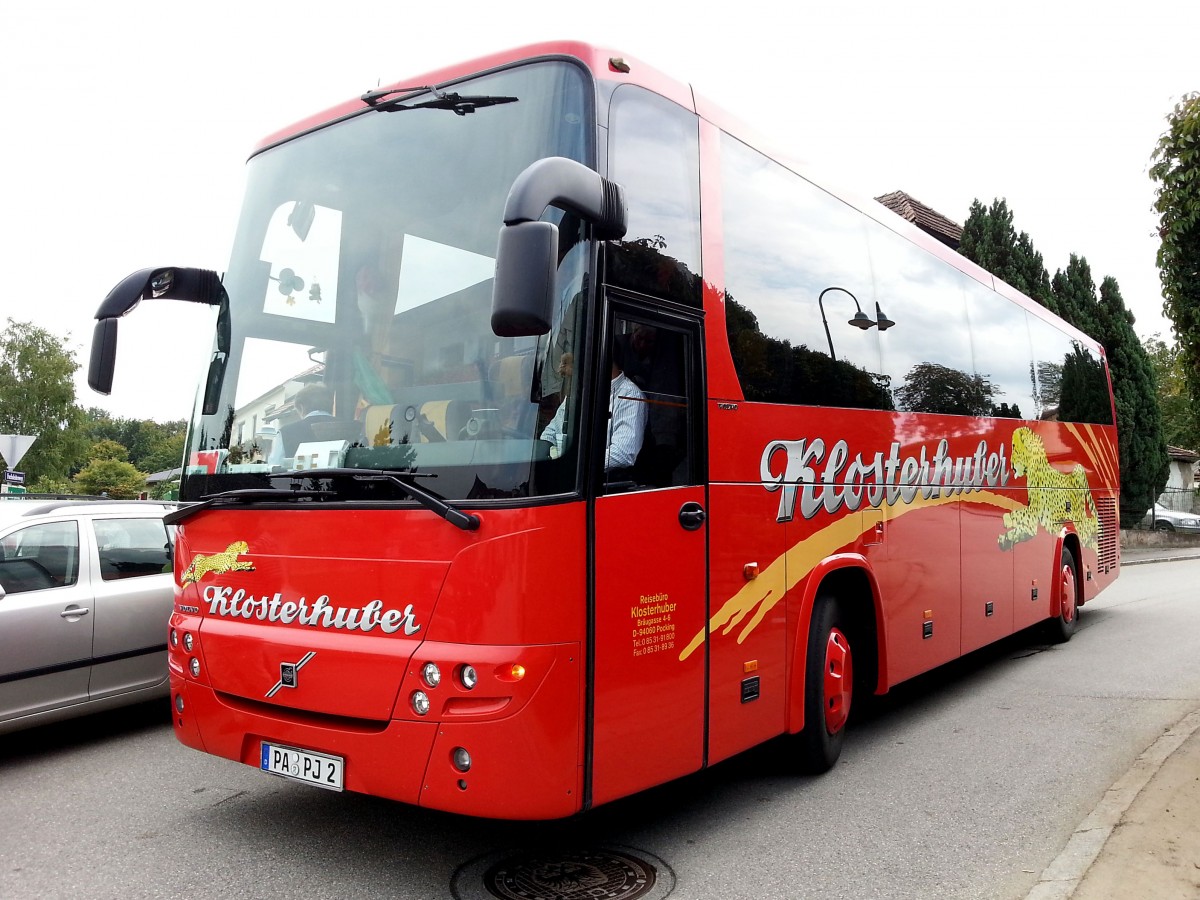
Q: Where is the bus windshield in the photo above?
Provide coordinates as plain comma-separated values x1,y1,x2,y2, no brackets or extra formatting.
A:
180,60,592,503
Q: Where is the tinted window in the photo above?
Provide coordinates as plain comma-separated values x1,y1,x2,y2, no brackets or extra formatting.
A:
1027,314,1112,425
0,521,79,592
867,224,979,415
721,135,891,410
607,86,702,306
964,280,1034,419
94,518,171,581
607,314,698,492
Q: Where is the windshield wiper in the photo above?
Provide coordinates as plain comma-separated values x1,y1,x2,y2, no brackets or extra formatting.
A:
269,468,481,532
360,84,517,116
166,470,481,532
164,488,334,525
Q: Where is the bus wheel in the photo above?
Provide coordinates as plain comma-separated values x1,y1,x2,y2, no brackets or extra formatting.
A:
797,593,853,773
1047,546,1079,644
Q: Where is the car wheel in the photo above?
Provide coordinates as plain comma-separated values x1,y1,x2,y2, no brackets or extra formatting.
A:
1046,546,1080,644
795,593,853,773
1154,520,1175,532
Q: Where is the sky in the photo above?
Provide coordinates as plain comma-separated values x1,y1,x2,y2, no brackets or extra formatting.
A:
1,0,1196,423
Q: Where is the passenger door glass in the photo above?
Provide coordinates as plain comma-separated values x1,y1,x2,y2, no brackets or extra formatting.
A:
93,518,172,581
0,521,79,592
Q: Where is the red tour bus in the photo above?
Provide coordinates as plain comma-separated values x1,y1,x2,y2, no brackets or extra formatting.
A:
89,42,1119,819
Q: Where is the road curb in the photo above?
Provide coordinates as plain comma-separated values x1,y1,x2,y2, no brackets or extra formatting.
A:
1121,554,1200,566
1023,706,1200,899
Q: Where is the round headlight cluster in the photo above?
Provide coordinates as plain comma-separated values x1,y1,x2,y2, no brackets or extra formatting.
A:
183,633,194,652
411,690,431,716
422,662,441,688
189,657,201,677
458,664,478,690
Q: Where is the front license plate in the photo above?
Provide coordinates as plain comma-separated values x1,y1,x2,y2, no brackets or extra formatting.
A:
260,742,344,791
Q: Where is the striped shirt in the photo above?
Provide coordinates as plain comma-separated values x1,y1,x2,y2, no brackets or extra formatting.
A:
541,372,647,469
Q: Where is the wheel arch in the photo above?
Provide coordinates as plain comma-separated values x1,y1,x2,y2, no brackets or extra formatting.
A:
786,554,885,735
1054,528,1084,618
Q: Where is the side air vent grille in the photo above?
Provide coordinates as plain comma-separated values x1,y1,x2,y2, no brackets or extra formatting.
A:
1096,497,1118,572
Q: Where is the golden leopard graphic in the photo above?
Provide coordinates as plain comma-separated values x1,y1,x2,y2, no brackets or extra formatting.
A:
999,427,1098,551
181,541,256,584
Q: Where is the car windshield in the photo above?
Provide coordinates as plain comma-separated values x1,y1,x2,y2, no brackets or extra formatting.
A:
180,60,593,503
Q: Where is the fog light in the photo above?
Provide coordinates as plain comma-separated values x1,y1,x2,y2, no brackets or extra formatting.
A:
459,664,478,690
174,694,184,713
411,690,431,716
422,662,441,688
189,657,200,677
183,632,194,652
170,629,178,647
452,747,472,772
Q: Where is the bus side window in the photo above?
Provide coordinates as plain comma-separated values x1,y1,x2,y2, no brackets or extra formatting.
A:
609,316,697,492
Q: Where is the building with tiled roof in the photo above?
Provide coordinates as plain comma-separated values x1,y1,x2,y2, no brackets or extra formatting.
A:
875,190,964,250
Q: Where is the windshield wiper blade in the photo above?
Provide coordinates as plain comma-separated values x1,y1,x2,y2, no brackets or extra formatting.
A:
164,488,335,525
361,84,517,116
268,468,481,532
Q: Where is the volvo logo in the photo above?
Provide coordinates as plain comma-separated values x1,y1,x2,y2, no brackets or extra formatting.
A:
266,651,316,698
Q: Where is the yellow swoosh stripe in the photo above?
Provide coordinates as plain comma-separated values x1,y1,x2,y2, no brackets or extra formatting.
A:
679,490,1021,662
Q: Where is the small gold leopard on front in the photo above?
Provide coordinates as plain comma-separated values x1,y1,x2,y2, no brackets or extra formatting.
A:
181,540,256,584
999,428,1098,551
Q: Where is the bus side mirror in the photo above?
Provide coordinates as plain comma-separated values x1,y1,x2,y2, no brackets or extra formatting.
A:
491,157,626,338
491,221,558,337
89,318,120,394
88,266,228,395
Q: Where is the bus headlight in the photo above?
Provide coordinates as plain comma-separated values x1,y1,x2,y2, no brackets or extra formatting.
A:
183,633,194,652
458,664,478,690
411,690,431,716
422,662,441,688
189,657,200,677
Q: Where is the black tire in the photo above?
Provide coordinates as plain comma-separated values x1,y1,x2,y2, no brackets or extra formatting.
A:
795,593,853,773
1154,520,1175,532
1046,546,1080,644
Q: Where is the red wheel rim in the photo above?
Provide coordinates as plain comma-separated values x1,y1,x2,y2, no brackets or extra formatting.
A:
1060,560,1077,624
823,628,853,733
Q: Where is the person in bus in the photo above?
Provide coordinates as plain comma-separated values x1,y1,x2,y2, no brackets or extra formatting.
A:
268,382,337,465
541,340,647,476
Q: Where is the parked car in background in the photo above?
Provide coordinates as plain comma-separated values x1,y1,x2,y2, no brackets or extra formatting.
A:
1140,503,1200,534
0,499,177,734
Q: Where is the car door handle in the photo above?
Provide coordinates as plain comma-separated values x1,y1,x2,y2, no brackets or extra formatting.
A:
679,502,706,531
60,606,91,618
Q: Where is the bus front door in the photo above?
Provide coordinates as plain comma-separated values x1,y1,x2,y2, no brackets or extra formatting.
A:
589,308,708,807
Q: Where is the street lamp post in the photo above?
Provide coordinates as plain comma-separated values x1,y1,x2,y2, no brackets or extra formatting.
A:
817,286,894,361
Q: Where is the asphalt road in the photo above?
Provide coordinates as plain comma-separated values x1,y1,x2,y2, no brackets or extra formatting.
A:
3,559,1199,900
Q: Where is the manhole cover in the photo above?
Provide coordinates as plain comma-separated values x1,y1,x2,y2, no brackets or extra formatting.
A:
452,847,674,900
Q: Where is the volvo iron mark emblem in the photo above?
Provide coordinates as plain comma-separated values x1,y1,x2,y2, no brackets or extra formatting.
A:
266,651,316,697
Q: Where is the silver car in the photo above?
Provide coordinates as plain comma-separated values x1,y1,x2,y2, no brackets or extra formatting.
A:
1140,503,1200,534
0,499,176,734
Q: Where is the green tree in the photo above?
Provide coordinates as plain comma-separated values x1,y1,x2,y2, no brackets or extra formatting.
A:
960,199,1057,313
894,362,998,416
1150,92,1200,439
88,438,130,462
1050,255,1101,338
1091,276,1170,520
82,409,187,473
0,319,89,482
1143,334,1200,449
73,457,148,498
